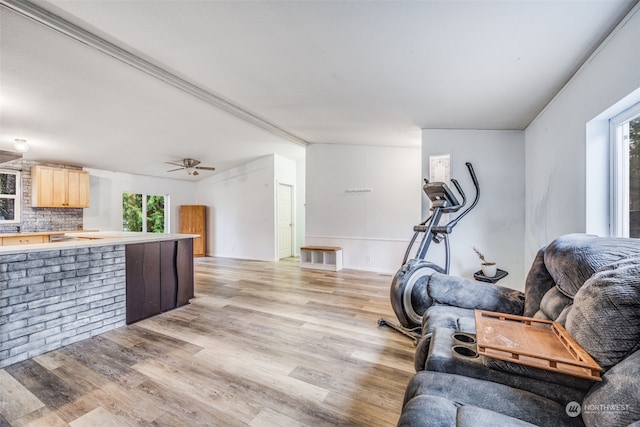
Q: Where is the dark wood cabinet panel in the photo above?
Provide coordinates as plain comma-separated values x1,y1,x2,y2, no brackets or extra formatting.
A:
125,243,146,324
142,242,161,319
126,238,194,324
160,240,178,312
176,238,194,306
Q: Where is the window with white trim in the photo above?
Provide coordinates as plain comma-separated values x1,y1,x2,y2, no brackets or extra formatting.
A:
611,103,640,238
122,193,169,233
0,170,20,224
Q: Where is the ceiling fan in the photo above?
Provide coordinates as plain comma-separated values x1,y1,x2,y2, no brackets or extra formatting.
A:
166,158,216,176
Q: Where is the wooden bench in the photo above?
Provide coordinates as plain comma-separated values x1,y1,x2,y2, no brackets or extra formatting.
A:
300,246,343,271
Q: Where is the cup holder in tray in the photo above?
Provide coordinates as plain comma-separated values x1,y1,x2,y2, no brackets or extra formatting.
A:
451,331,478,358
452,332,477,344
452,345,479,358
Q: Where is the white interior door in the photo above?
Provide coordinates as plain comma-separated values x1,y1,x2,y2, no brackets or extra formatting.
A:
277,183,293,259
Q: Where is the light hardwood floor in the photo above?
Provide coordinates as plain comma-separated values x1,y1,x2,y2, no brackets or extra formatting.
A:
0,257,416,426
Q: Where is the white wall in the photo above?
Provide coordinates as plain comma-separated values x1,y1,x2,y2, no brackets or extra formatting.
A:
83,168,196,232
195,155,277,261
422,130,525,290
305,143,422,273
524,5,640,264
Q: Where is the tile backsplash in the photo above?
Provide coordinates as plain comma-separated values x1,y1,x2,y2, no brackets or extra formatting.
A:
0,159,84,233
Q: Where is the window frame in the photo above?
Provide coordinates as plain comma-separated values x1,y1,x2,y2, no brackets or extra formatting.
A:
0,170,21,224
122,192,170,233
610,102,640,237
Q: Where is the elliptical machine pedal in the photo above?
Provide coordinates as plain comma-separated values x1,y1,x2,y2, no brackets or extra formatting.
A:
377,318,421,345
379,162,480,342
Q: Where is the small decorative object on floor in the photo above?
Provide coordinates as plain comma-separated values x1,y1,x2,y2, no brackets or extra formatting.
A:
473,246,497,277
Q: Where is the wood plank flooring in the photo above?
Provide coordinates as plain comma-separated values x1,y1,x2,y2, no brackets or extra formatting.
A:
0,257,416,426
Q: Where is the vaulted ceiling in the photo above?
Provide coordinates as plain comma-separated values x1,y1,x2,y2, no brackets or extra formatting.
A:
0,0,637,180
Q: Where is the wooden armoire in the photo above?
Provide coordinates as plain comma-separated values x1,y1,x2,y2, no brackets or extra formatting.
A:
179,205,207,257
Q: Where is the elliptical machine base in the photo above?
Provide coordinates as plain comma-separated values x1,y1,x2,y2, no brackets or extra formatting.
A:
390,259,443,328
378,260,444,344
379,162,480,341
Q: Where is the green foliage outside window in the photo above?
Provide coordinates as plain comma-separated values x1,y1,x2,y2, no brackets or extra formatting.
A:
0,172,17,221
0,173,16,194
146,195,165,233
122,193,166,233
122,193,143,232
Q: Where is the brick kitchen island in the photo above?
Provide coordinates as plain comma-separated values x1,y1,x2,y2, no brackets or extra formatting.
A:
0,232,196,368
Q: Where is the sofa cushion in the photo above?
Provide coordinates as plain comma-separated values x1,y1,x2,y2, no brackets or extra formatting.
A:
422,305,476,335
398,394,458,426
581,350,640,427
544,234,640,298
565,258,640,370
416,307,478,371
534,285,573,321
524,246,556,317
427,273,525,314
398,394,577,427
482,356,593,396
555,304,573,326
402,371,585,427
456,406,538,427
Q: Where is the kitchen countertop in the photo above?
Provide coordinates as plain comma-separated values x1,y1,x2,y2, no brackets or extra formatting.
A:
0,230,98,238
0,231,200,255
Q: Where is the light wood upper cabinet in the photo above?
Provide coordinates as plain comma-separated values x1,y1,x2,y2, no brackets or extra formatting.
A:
179,205,206,257
66,169,90,207
31,166,90,208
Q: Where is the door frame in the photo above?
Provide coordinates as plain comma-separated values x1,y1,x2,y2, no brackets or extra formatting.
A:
276,182,294,259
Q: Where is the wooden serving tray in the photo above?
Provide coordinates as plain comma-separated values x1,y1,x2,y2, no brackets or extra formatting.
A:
474,310,602,381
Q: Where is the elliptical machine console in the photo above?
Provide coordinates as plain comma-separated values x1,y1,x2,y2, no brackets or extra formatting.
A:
379,162,480,341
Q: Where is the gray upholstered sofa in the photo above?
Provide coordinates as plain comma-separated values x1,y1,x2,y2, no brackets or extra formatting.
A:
398,234,640,427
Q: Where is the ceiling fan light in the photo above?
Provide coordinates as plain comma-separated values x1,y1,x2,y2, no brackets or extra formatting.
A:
166,159,213,176
13,139,29,153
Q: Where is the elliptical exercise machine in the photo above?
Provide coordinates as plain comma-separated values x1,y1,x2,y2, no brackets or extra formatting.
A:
379,162,480,342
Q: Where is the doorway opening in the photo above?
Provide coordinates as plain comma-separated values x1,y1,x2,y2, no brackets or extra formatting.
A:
277,183,294,259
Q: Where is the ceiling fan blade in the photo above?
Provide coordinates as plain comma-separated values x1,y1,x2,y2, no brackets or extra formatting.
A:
165,162,185,167
166,168,184,172
195,166,216,171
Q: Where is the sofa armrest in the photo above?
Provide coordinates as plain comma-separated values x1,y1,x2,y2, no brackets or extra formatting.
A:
427,273,524,314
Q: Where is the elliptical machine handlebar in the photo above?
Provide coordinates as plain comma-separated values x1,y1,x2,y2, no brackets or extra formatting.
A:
413,161,480,261
414,162,478,233
446,162,479,230
443,178,466,213
415,179,464,234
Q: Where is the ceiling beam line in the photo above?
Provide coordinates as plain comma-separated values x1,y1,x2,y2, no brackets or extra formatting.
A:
1,0,309,147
